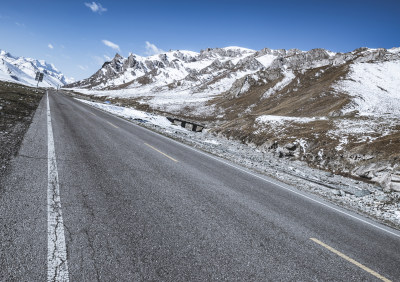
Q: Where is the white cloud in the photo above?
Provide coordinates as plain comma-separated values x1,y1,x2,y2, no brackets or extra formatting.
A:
92,55,105,65
78,65,88,70
48,43,54,49
145,41,164,56
102,39,120,51
15,22,25,27
84,2,107,14
104,54,112,61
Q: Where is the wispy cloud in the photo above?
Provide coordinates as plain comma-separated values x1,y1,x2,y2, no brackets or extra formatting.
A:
102,39,120,52
48,43,54,49
84,2,107,14
145,41,164,56
104,54,112,61
15,22,25,27
92,55,105,65
78,65,88,70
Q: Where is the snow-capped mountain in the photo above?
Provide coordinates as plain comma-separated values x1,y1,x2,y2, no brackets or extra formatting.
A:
67,46,400,119
0,49,70,88
67,47,400,116
67,46,258,90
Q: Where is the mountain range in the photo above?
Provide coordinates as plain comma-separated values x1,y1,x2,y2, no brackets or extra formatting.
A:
0,49,71,88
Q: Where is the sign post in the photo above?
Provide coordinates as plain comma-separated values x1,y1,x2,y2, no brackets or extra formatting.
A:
35,72,44,87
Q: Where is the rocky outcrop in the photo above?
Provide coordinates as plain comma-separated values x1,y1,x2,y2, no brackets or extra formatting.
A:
352,163,400,192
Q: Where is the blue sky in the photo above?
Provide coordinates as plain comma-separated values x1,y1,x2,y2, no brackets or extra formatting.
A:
0,0,399,80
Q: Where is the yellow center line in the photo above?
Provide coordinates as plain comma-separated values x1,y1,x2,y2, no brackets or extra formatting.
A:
310,238,391,282
144,143,178,162
107,121,119,128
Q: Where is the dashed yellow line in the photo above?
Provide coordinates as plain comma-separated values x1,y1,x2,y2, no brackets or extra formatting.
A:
107,121,118,128
144,143,178,162
310,238,391,282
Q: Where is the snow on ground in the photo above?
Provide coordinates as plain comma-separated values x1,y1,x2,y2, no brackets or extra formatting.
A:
335,136,348,151
76,98,185,131
334,61,400,117
329,118,397,138
256,115,325,124
327,117,399,150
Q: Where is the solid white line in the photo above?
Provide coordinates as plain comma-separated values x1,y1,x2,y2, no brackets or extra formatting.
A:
47,91,70,281
73,96,400,238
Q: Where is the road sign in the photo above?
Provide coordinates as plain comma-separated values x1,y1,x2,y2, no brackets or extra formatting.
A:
35,72,44,87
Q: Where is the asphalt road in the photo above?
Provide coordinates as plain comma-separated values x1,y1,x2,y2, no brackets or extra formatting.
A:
1,89,399,281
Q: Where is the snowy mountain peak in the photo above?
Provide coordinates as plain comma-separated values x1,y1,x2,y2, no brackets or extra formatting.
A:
113,53,123,60
0,49,69,88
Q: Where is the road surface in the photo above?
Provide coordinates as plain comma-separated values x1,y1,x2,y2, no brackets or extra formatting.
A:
1,90,399,281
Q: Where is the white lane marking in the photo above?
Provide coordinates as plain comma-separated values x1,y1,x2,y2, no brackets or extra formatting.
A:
74,96,400,238
47,91,70,281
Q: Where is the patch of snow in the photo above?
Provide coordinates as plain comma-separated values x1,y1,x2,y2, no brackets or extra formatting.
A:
335,136,348,151
334,61,400,117
328,117,397,143
296,139,308,153
240,80,251,94
76,99,182,130
256,54,277,68
256,115,325,124
204,139,220,145
326,50,337,57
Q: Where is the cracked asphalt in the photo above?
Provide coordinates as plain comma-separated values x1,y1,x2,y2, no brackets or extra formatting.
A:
1,90,400,281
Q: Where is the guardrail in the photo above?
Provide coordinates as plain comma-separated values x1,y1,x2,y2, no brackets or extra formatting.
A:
166,117,205,132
